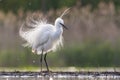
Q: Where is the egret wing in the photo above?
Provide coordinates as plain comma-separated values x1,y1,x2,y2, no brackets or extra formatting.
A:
19,22,54,48
32,29,51,50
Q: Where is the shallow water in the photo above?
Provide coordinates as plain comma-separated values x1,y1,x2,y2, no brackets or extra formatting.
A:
0,71,120,80
0,75,120,80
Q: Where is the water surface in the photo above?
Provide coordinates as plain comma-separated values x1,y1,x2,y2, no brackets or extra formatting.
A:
0,75,120,80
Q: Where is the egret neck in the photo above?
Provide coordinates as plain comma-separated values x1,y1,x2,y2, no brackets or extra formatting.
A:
53,25,63,41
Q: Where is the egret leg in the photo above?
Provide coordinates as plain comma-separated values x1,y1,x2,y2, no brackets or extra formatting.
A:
44,53,49,72
40,50,43,72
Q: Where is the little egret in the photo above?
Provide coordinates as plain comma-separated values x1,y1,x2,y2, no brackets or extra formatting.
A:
19,8,70,72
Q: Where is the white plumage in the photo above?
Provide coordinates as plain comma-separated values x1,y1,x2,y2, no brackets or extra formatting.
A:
19,8,69,72
19,18,63,55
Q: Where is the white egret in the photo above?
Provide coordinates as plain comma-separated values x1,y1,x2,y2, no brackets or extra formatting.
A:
19,8,70,72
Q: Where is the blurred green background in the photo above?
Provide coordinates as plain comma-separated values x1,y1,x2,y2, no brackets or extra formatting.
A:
0,0,120,68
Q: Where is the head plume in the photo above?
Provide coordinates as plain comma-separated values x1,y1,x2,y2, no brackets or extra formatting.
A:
60,8,70,18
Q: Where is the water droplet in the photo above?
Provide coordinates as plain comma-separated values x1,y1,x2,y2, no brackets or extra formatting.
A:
33,60,35,63
49,77,53,80
28,2,31,6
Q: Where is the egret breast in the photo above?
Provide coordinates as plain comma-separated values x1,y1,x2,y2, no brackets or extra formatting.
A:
36,38,55,55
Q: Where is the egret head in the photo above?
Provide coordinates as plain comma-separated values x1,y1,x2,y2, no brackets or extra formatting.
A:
55,8,70,29
55,18,68,29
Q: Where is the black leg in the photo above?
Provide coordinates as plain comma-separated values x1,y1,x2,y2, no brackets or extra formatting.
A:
44,53,49,72
40,49,43,72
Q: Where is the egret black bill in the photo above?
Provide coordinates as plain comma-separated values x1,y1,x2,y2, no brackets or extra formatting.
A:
60,23,68,30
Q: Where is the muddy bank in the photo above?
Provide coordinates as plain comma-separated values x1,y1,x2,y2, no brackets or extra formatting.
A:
0,71,120,77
